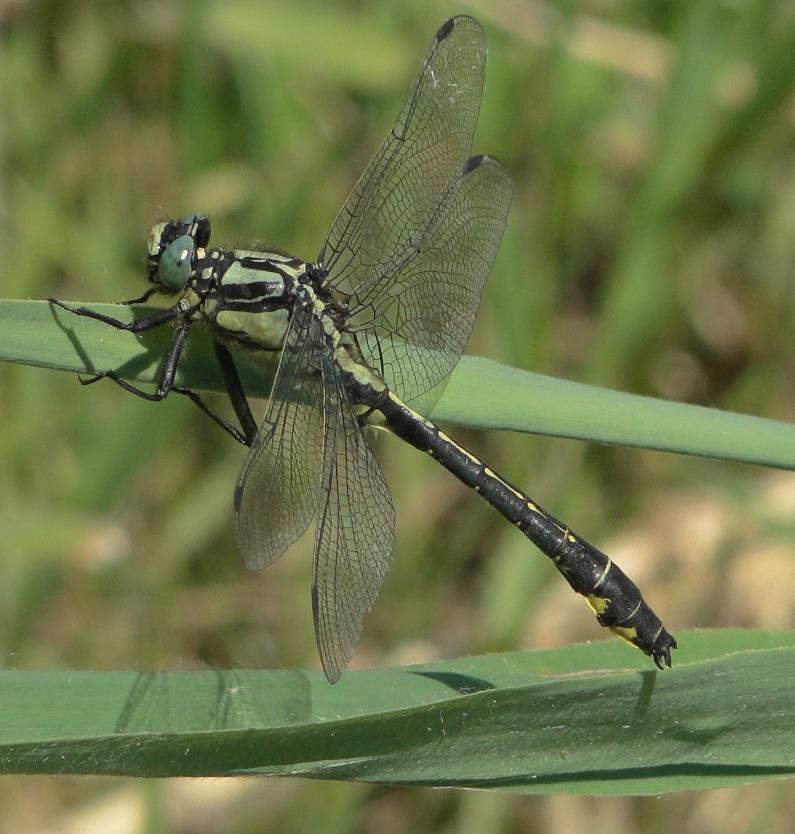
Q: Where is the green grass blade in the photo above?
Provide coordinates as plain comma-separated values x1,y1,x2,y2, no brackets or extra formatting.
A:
437,357,795,469
2,298,793,469
0,630,793,791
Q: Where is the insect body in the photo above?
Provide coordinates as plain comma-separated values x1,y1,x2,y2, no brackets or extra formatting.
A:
51,16,675,681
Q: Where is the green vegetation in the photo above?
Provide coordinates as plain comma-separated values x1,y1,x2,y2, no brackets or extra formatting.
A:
2,0,795,830
0,632,793,793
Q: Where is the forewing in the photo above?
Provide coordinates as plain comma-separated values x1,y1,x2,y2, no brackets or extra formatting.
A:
347,154,511,405
318,16,486,298
311,355,396,682
234,312,325,570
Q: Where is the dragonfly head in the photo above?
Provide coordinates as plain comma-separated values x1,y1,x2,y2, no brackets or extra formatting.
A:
146,215,211,292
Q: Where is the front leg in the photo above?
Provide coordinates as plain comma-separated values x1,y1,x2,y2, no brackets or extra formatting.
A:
118,287,159,306
53,297,255,445
48,298,181,333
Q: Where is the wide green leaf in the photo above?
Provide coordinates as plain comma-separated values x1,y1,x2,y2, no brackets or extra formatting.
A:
2,299,794,469
0,630,793,791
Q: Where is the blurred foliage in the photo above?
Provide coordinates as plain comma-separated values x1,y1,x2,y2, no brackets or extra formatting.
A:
1,0,795,831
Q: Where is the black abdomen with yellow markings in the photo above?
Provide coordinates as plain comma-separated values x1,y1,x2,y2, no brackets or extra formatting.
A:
367,386,676,669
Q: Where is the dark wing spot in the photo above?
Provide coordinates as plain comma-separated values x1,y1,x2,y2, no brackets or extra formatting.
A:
464,154,485,173
436,17,455,41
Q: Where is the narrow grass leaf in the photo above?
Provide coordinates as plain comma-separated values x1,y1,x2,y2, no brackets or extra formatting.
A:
2,299,794,469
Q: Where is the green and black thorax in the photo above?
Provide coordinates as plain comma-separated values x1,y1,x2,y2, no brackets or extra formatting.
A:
147,214,386,399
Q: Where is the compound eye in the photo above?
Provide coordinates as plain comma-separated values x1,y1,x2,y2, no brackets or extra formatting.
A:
157,234,195,290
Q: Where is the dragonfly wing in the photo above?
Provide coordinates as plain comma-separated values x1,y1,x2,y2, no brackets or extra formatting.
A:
311,354,396,682
234,311,326,570
319,16,486,298
347,154,511,405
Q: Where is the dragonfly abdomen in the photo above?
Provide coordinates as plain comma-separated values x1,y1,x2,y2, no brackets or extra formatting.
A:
376,389,677,669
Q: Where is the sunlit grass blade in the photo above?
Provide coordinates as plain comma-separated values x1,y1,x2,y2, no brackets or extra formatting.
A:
0,630,793,791
2,298,794,469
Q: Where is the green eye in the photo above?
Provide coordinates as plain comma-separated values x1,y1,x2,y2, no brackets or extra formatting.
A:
158,234,195,290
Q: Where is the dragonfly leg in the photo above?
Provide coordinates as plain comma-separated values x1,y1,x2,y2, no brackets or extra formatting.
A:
79,369,251,445
48,297,181,332
169,343,258,446
213,342,258,445
172,386,251,446
79,319,190,401
56,296,255,445
117,287,159,306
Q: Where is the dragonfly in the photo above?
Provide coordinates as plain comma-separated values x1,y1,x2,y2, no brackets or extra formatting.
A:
50,16,676,682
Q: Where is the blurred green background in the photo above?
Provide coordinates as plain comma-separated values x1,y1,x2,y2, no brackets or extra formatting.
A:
2,0,795,830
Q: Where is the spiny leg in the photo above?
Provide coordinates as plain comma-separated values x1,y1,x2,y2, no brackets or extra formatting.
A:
48,297,181,333
172,386,251,446
117,287,159,306
78,319,191,401
213,342,258,445
79,371,252,447
53,297,257,445
172,342,260,446
78,322,253,446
